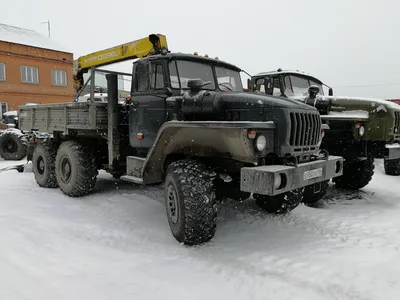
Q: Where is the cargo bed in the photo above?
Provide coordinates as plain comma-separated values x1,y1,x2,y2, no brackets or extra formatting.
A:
19,102,108,135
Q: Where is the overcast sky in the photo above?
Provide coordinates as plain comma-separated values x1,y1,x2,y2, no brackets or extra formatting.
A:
1,0,399,98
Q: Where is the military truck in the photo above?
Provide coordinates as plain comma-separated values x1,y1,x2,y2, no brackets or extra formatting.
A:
18,35,343,245
249,69,400,197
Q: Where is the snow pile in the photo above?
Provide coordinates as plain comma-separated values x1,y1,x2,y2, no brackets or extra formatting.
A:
327,110,370,119
3,110,18,117
0,159,399,299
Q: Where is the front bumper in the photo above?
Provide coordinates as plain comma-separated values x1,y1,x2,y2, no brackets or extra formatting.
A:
240,155,343,196
385,143,400,160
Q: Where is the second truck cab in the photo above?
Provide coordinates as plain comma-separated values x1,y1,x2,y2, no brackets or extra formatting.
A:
249,69,400,188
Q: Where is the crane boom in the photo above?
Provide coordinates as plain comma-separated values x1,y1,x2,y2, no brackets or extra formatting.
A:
73,34,168,92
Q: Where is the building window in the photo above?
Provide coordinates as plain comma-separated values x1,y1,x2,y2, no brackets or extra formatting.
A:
0,102,8,120
0,63,5,81
52,69,67,86
21,66,39,84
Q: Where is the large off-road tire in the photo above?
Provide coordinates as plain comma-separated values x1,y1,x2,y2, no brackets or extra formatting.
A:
55,140,98,197
0,131,27,160
384,158,400,176
164,159,217,245
253,188,304,214
32,141,58,188
302,180,329,205
332,157,374,190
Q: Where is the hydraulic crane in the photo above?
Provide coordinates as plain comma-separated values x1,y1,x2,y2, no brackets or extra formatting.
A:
72,34,168,97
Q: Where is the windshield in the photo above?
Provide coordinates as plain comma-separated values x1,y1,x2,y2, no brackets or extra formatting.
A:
169,60,215,90
286,75,324,96
215,66,243,92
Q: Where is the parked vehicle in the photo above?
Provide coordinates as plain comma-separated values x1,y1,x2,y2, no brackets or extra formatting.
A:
249,69,400,191
0,110,28,160
18,35,343,245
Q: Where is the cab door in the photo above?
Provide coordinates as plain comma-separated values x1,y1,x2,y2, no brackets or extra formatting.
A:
129,59,168,154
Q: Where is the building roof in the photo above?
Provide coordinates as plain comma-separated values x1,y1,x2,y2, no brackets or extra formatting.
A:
0,23,71,53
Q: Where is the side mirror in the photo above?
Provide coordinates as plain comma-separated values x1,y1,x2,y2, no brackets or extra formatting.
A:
328,88,333,96
247,78,251,91
187,79,204,92
264,77,274,95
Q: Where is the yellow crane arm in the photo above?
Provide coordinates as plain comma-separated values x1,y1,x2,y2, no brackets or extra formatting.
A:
73,34,168,91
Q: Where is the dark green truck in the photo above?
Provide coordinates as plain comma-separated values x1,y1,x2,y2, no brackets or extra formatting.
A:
249,69,400,197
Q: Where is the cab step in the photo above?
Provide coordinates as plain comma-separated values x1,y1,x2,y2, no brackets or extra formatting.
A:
126,156,146,178
120,175,143,184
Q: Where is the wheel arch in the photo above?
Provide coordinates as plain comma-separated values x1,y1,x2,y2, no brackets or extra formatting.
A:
141,120,275,184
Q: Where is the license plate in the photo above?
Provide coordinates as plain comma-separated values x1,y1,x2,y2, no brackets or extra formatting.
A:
303,168,323,181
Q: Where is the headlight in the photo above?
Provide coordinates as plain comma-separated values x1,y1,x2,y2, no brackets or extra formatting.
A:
255,135,267,151
274,174,282,189
359,126,365,136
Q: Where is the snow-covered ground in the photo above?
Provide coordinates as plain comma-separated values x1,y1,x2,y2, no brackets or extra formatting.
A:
0,158,399,300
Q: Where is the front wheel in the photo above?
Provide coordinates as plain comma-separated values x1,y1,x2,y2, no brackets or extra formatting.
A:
164,159,217,245
55,140,98,197
253,188,304,214
384,158,400,176
332,158,374,190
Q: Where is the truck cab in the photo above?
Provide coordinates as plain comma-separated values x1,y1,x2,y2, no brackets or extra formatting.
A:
128,53,245,155
250,69,332,98
249,68,400,186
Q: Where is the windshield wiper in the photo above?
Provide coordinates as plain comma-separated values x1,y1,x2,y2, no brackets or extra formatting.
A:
219,83,233,91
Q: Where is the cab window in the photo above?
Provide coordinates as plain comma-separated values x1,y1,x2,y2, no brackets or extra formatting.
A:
215,66,243,92
272,78,281,96
288,75,324,96
255,78,265,93
168,60,215,90
136,61,149,92
150,63,165,90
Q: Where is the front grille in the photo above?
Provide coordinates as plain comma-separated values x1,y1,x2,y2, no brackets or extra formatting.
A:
394,111,400,134
289,111,321,150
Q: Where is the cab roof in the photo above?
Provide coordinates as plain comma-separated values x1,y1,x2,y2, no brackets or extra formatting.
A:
143,52,242,72
254,69,323,84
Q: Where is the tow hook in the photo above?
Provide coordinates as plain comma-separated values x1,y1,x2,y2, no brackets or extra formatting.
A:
0,164,26,174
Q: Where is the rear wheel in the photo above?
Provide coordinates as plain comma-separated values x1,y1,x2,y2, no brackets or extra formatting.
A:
32,141,58,188
253,188,304,214
164,159,217,245
302,180,329,205
0,131,27,160
384,158,400,176
55,140,98,197
333,157,374,190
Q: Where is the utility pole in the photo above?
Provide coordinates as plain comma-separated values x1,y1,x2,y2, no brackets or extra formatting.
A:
40,20,51,38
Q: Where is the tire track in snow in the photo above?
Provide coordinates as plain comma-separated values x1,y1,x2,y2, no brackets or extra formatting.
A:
209,201,398,300
216,254,374,300
281,210,400,255
0,208,374,300
219,197,400,257
1,174,396,299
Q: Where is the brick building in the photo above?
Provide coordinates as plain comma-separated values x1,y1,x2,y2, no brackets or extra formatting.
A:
0,23,74,120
